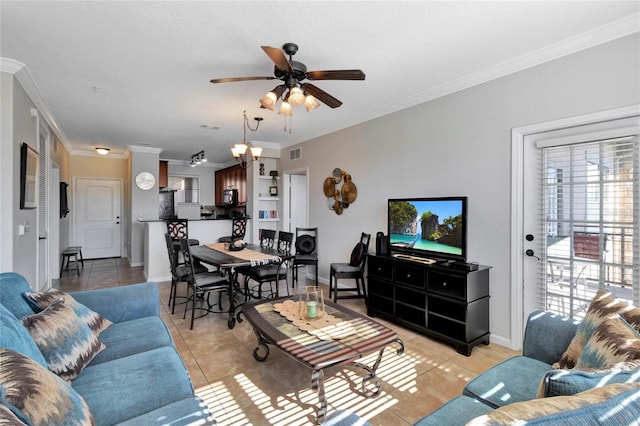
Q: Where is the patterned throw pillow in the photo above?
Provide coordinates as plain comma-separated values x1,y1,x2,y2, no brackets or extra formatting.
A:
21,298,105,381
0,403,26,425
468,382,640,425
575,314,640,369
553,289,640,369
0,348,94,426
23,289,112,335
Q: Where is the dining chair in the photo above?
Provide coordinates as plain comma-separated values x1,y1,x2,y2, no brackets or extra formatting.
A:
179,238,231,330
235,229,276,300
292,227,318,287
218,216,248,243
329,232,371,303
166,219,200,266
243,230,293,300
164,233,208,314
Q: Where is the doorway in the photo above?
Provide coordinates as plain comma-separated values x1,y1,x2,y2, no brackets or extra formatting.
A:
511,105,639,348
282,167,309,233
73,178,123,259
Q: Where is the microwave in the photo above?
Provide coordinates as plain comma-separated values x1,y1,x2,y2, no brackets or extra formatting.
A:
223,188,238,206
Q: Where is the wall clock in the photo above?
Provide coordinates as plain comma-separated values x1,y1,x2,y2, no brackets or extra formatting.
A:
135,171,156,190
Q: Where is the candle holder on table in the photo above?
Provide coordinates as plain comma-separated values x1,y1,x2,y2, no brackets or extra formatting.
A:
299,286,325,320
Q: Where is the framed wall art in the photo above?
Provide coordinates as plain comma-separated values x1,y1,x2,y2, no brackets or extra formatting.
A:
20,142,39,209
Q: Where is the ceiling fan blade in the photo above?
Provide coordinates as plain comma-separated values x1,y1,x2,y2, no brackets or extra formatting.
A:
210,76,275,84
307,70,365,80
301,83,342,108
261,46,293,73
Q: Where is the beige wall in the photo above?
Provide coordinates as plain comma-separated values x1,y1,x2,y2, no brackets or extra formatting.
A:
70,155,128,178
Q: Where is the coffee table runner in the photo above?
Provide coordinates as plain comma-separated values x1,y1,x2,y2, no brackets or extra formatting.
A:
205,242,281,266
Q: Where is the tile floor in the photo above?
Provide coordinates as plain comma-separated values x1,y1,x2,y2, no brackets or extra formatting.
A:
56,257,519,425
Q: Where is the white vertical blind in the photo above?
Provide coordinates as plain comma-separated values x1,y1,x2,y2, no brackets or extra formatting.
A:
38,132,48,240
540,136,639,319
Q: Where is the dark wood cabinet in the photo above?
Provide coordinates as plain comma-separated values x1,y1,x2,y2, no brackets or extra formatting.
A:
159,160,168,188
367,255,491,355
215,164,246,206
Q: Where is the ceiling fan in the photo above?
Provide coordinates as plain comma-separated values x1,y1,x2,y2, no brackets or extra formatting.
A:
210,42,365,113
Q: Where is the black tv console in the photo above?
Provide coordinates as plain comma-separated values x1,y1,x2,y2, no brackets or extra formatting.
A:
367,254,491,356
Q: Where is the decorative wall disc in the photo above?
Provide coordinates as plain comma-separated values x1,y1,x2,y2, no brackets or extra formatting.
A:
323,168,357,215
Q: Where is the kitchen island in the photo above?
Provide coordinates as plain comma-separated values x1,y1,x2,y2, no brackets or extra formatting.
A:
142,218,251,282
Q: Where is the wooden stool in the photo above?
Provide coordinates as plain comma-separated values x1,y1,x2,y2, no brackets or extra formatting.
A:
67,246,84,267
60,248,82,276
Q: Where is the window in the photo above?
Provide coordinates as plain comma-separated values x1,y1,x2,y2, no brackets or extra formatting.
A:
168,176,199,204
542,136,639,319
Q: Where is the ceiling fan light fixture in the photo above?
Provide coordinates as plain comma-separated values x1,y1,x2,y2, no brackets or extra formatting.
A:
304,94,320,112
95,147,110,155
288,87,305,107
278,101,292,116
259,91,277,111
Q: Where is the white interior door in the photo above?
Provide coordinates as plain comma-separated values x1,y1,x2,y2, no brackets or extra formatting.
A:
75,178,122,259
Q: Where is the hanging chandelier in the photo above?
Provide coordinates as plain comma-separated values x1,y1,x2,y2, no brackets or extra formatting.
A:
231,110,263,169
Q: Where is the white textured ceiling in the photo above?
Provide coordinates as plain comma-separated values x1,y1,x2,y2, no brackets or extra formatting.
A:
1,1,638,165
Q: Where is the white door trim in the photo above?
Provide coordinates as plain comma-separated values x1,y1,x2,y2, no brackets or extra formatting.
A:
510,104,640,349
282,166,310,233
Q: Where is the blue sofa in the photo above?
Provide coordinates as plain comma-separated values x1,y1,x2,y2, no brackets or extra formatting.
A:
414,310,640,425
0,272,214,425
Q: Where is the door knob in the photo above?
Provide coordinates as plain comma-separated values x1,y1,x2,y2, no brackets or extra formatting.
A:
525,249,540,260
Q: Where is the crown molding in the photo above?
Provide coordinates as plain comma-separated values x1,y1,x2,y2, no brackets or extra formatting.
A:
280,12,640,148
1,57,74,154
128,145,163,154
70,149,129,160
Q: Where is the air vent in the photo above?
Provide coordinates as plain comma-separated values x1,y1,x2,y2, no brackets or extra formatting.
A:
289,147,301,161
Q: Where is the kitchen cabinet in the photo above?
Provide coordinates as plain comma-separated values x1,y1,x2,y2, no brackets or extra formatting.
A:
159,160,168,188
215,164,246,206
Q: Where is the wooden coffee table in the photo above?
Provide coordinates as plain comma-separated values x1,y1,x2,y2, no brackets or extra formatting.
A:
240,296,404,424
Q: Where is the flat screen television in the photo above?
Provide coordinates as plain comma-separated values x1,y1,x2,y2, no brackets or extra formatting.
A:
387,196,467,262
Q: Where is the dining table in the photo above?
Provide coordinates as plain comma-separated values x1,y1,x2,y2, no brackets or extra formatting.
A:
189,242,294,328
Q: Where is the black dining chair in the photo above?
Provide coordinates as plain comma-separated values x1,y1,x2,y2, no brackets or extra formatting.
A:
235,229,276,300
164,233,208,314
179,238,231,330
329,232,371,303
243,231,293,300
218,216,248,243
292,227,318,287
166,219,200,266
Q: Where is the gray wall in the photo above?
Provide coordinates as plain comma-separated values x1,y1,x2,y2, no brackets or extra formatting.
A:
280,34,640,346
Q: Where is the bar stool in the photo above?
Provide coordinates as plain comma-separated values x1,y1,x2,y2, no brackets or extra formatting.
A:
60,248,83,276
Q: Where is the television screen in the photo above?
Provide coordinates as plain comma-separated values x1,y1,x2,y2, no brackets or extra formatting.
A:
388,197,467,262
